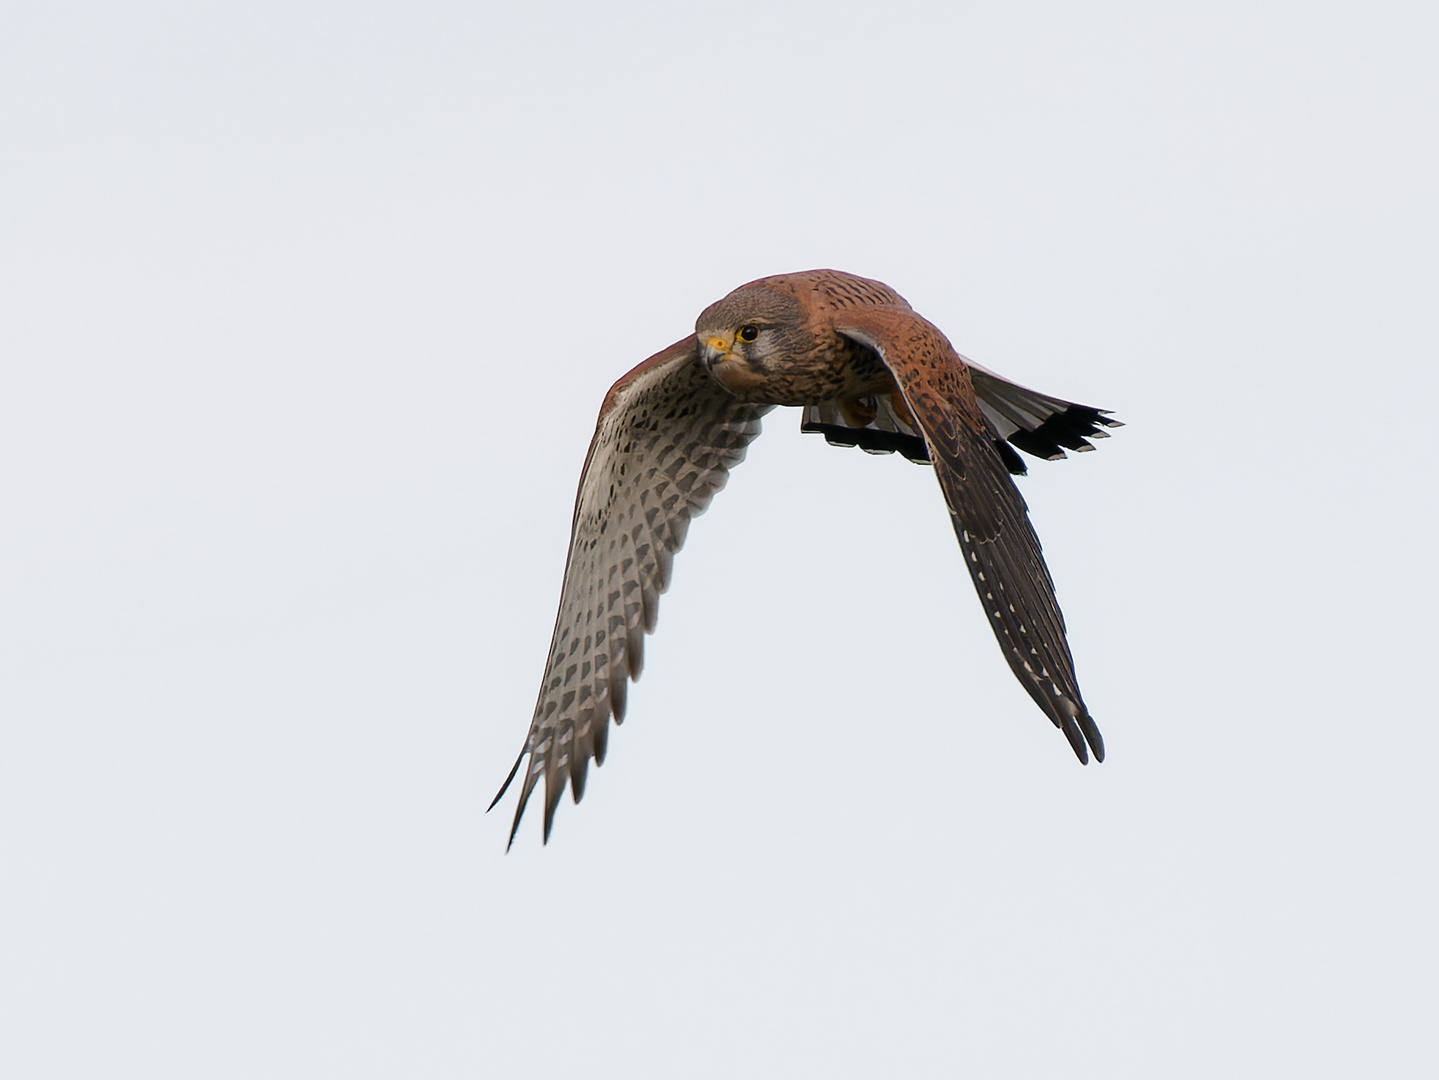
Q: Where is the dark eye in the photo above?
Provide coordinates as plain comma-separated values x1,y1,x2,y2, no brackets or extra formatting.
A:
737,325,759,343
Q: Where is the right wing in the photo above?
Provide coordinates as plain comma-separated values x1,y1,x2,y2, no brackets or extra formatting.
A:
491,338,773,846
834,309,1105,764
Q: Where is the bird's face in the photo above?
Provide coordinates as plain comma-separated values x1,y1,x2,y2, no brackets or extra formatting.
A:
694,285,816,400
696,322,772,395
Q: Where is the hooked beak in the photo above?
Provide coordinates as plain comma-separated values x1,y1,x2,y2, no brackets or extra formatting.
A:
700,333,734,371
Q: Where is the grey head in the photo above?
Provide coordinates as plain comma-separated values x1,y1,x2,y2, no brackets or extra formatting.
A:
693,284,813,400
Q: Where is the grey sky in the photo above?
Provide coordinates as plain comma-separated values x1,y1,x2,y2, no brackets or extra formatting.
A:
3,2,1436,1076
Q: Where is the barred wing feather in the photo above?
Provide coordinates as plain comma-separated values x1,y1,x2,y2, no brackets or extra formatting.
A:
491,338,772,845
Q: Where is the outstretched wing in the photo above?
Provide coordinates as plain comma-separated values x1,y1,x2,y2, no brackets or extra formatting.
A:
492,337,773,846
835,310,1104,763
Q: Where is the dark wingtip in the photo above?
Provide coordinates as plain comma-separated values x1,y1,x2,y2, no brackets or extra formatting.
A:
488,750,525,813
505,793,528,852
593,719,609,766
1061,715,1090,764
570,755,589,805
541,776,564,845
1079,713,1105,763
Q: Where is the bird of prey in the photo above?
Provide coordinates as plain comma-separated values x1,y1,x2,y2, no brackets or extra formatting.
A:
491,269,1120,845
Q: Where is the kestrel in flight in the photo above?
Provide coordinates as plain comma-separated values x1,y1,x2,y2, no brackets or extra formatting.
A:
492,270,1120,845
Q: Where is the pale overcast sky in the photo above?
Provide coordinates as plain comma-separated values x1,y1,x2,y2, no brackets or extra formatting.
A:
3,2,1437,1076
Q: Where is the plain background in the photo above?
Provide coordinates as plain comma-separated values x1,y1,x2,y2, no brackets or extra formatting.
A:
3,2,1437,1076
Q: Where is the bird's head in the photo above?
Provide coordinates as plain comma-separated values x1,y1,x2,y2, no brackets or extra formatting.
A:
694,284,808,396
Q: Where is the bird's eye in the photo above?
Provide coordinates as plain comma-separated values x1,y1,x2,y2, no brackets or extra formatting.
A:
737,325,759,343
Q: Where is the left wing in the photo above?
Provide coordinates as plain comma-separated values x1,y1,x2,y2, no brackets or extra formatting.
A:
491,338,773,846
834,309,1104,763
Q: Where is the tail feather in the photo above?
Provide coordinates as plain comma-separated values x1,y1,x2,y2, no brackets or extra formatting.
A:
802,364,1120,475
